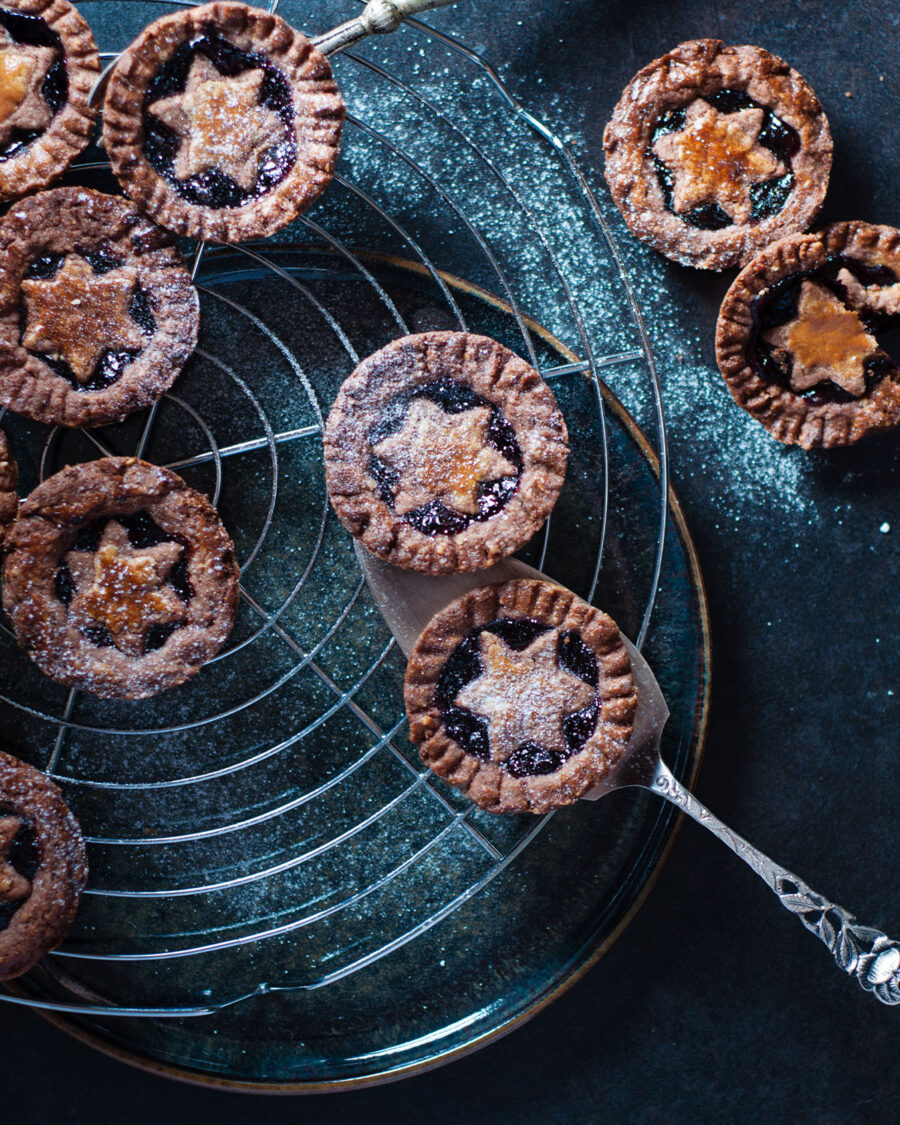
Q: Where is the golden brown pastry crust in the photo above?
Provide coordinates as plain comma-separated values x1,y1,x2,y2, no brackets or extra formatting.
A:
603,39,832,270
102,1,344,242
0,748,87,981
716,224,900,448
3,457,240,699
404,579,636,815
324,332,568,574
0,0,99,200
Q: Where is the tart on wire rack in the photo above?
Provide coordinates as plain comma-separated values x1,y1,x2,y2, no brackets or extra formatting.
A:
324,331,569,574
0,187,200,428
102,0,345,242
0,0,99,200
0,748,87,982
2,457,240,699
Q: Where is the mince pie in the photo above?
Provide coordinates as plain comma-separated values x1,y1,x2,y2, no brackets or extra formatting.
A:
604,39,832,270
0,0,99,200
716,223,900,448
0,187,199,428
0,427,16,536
404,579,637,814
0,747,87,980
2,457,240,699
323,332,569,574
102,1,344,243
405,585,634,814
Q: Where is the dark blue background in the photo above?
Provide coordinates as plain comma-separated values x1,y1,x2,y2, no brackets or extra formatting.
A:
2,1,898,1120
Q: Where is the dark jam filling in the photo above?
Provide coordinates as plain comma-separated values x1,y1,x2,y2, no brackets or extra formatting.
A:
369,379,523,537
651,88,801,230
20,250,153,391
749,254,900,404
0,8,66,161
54,510,193,655
0,812,39,932
434,619,599,778
142,28,297,209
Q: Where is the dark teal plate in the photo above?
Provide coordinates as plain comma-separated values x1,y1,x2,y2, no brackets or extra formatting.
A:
1,252,709,1089
0,1,709,1088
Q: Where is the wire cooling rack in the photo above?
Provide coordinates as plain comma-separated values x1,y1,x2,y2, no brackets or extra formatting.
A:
0,0,686,1047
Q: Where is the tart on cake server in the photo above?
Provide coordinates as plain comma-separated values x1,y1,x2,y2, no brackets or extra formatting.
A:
324,331,569,574
102,1,345,242
0,187,199,428
604,39,832,270
2,457,240,700
404,579,637,815
0,0,99,200
716,222,900,448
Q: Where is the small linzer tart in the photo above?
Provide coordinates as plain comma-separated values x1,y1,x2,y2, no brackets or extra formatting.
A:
2,457,240,699
0,0,99,199
0,428,17,535
603,39,832,270
404,579,637,815
323,331,569,574
0,187,199,428
0,747,87,981
102,1,344,243
716,223,900,448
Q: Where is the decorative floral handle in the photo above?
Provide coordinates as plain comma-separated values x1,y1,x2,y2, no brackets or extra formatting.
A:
651,760,900,1004
313,0,461,56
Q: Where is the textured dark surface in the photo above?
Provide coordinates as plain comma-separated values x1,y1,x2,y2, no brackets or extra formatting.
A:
1,0,898,1120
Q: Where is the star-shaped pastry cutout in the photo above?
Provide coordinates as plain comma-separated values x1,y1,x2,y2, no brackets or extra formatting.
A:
148,55,288,191
0,28,56,147
64,521,187,657
21,255,145,384
454,630,596,762
0,815,30,904
372,397,517,516
652,99,785,224
763,280,878,397
837,269,900,318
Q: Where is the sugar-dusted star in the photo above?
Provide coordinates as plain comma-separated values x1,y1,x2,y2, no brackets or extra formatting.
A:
652,99,785,224
0,27,57,146
763,280,878,396
455,630,595,762
65,521,187,657
148,55,287,191
837,268,900,318
372,397,517,516
0,815,30,904
22,255,145,383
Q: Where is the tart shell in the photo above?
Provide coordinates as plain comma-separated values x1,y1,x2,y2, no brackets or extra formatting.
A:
715,225,900,448
0,0,100,200
0,428,17,535
2,457,240,699
0,187,199,428
603,38,832,270
404,579,637,815
324,331,569,574
102,1,344,243
0,748,87,981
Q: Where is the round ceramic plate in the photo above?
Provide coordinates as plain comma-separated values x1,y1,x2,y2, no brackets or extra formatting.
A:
1,251,709,1088
0,0,708,1088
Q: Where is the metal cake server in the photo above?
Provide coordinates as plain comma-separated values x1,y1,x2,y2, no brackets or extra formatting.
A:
356,542,900,1005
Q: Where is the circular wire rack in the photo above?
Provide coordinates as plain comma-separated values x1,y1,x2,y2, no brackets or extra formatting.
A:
0,0,688,1048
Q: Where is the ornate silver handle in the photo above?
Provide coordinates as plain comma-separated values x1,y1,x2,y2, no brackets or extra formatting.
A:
651,759,900,1004
313,0,461,56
